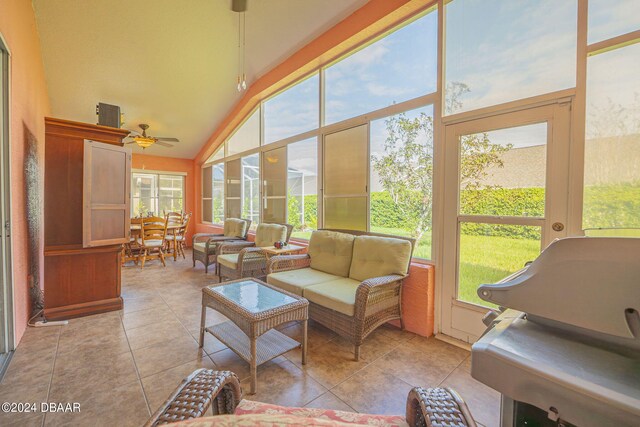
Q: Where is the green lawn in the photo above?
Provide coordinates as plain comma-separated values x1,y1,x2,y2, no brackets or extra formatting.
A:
292,226,539,308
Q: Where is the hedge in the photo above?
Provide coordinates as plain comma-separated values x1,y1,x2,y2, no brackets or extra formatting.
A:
287,184,640,239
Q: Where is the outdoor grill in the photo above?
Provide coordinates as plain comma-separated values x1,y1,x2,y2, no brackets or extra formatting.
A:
471,237,640,427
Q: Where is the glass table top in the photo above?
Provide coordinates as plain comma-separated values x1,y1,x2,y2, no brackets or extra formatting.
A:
208,280,298,313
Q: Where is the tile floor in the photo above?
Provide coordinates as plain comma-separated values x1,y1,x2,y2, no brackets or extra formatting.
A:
0,250,500,427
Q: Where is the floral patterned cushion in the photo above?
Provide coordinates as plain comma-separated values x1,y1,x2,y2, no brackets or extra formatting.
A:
168,413,374,426
233,400,408,427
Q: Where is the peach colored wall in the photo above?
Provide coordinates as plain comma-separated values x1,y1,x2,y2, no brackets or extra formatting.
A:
0,0,52,344
132,153,196,245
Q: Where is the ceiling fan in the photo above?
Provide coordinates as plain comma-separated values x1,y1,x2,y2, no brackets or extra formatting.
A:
125,124,179,149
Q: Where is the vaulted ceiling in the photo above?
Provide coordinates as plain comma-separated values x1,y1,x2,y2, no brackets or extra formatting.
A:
33,0,369,158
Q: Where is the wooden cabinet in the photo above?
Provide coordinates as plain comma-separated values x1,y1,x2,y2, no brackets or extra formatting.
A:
44,117,131,320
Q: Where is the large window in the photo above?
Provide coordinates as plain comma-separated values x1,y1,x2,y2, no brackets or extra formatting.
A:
445,0,576,114
212,163,225,223
583,42,640,237
132,172,185,217
588,0,640,44
242,154,260,227
288,138,318,239
370,105,435,259
227,110,260,156
202,0,640,259
264,74,319,144
325,8,437,124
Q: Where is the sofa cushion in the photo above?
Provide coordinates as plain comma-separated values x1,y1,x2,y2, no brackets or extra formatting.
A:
307,231,355,277
267,268,342,296
223,218,247,238
255,223,287,247
193,241,218,254
217,253,239,270
303,278,361,316
349,236,412,282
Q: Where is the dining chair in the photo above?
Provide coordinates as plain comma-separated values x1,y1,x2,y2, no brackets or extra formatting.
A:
164,210,183,225
165,212,192,261
139,216,168,268
122,216,143,265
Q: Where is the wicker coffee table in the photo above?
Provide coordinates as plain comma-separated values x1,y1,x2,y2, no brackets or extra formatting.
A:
199,278,309,394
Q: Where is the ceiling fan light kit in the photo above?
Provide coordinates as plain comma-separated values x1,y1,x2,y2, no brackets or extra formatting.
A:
127,123,180,149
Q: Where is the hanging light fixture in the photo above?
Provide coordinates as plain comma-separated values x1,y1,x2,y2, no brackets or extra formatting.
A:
234,0,248,92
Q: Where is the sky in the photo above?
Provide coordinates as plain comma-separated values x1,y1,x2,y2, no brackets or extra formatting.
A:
219,0,640,199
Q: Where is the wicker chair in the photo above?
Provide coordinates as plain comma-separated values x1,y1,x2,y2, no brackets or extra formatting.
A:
192,218,252,273
217,222,293,281
267,229,415,360
145,369,476,426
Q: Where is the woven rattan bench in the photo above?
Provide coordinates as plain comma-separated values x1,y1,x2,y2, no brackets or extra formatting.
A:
145,369,477,426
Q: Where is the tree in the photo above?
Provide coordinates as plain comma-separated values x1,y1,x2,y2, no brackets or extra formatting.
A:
372,82,509,241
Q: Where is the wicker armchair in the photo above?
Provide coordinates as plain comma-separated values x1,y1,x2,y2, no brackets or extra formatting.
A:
217,222,293,281
267,229,415,360
144,369,242,427
192,218,252,273
145,369,476,427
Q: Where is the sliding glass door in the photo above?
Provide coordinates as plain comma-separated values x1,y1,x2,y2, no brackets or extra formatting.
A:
0,37,13,367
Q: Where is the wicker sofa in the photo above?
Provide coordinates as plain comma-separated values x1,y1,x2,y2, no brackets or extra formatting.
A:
192,218,251,273
145,369,477,426
267,229,415,360
217,222,293,280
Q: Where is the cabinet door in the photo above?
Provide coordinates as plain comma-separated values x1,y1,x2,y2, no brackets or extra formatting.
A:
83,140,131,247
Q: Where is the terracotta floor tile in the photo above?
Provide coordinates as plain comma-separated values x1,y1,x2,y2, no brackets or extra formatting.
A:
330,329,401,362
208,348,253,381
0,409,44,427
45,380,149,427
285,338,369,389
1,250,502,425
56,326,130,358
304,391,356,412
441,366,501,427
279,321,336,350
197,331,228,355
125,317,191,350
122,293,168,314
141,357,216,413
50,349,138,394
0,346,56,389
239,358,327,405
13,325,61,356
121,304,177,330
369,343,465,388
132,333,206,378
332,364,413,416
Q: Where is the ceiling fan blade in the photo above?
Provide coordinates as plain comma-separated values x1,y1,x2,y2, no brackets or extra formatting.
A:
127,130,141,136
155,137,179,142
125,141,137,144
155,141,174,147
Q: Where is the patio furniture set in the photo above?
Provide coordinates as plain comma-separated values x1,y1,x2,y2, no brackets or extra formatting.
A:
194,218,416,394
143,218,479,425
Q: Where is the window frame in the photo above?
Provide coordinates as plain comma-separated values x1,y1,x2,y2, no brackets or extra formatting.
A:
131,169,186,218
